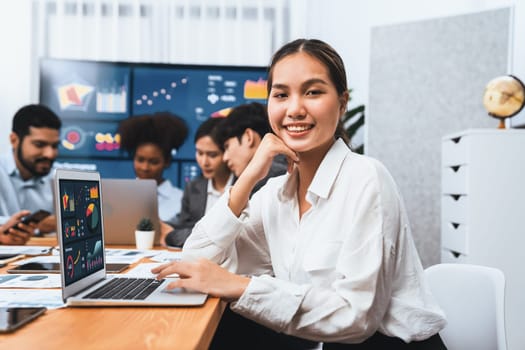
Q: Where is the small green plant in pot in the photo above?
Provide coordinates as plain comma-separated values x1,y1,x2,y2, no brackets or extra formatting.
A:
136,217,154,231
135,218,155,250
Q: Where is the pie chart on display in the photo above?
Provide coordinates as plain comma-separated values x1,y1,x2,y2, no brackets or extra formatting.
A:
85,202,100,232
61,126,86,151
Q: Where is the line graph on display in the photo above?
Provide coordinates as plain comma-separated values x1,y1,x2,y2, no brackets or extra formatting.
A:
86,240,103,271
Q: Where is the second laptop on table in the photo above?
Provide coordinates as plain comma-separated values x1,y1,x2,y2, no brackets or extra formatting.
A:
101,178,161,246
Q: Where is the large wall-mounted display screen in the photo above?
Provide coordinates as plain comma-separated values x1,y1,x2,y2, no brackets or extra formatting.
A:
40,59,131,121
40,58,268,187
131,65,267,160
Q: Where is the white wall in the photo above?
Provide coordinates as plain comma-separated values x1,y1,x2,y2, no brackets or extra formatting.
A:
289,0,523,267
0,0,33,153
293,0,525,128
2,0,523,151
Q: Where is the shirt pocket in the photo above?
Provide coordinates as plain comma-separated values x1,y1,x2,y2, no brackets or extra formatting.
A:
303,241,342,273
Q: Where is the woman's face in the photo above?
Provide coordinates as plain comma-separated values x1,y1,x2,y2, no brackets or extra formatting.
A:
195,136,229,180
267,52,346,156
133,143,167,184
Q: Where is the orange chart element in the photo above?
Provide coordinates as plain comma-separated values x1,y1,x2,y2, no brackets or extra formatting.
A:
211,107,232,118
85,203,100,232
74,249,81,264
244,78,267,99
95,132,120,152
86,203,95,216
57,83,94,110
62,192,69,209
65,222,76,238
89,186,99,198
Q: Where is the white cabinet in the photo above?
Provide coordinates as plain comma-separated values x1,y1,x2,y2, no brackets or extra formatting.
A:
441,129,525,350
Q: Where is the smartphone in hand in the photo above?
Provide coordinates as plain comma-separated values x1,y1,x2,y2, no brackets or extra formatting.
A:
3,210,51,235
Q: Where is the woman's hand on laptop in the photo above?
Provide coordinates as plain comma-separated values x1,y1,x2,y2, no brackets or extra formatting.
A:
151,259,250,301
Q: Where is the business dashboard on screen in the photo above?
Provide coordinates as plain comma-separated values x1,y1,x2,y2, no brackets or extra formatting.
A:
39,58,268,188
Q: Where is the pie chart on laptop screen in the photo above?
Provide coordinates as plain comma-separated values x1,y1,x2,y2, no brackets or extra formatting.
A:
85,202,100,232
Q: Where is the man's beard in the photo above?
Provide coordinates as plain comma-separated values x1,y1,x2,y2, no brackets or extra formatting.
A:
16,144,54,177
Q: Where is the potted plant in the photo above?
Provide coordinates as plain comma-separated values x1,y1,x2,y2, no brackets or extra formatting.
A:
341,89,365,154
135,217,155,250
136,217,154,232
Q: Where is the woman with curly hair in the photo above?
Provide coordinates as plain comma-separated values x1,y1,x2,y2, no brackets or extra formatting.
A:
118,112,188,227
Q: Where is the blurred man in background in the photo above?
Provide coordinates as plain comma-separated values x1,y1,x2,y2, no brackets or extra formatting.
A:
0,104,61,235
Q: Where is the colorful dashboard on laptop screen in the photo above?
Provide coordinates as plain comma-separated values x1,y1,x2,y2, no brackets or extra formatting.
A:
59,179,104,286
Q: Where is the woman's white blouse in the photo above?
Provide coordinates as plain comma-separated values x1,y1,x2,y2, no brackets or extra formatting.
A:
157,179,183,226
182,139,446,343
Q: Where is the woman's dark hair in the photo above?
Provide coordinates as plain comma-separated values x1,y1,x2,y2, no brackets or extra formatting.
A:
194,117,225,152
267,39,349,143
118,112,188,163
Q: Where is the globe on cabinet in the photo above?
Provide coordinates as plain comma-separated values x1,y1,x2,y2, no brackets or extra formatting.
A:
482,75,525,129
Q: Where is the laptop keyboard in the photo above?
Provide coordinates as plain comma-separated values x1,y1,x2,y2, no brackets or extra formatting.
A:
84,278,165,300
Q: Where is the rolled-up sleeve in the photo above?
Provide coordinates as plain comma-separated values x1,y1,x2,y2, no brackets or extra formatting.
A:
182,191,273,276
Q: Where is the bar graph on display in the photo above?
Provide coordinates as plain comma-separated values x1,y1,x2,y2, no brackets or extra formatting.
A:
86,240,103,272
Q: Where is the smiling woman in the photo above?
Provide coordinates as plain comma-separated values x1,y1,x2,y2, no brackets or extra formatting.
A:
266,52,347,162
152,39,447,349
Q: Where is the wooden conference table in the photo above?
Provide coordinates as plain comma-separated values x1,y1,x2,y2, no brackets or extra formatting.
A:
0,237,226,350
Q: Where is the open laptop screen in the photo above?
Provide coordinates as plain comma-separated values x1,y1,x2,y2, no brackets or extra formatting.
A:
58,178,104,286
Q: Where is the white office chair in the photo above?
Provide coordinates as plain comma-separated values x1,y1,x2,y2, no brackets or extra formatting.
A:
424,263,507,350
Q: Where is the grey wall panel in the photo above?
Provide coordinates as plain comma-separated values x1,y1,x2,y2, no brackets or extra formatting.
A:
368,8,510,267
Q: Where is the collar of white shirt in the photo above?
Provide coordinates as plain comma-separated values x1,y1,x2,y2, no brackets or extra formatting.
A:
278,139,350,203
157,178,175,198
207,173,235,196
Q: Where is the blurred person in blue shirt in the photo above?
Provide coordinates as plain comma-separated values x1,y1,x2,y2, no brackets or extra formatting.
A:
0,104,61,235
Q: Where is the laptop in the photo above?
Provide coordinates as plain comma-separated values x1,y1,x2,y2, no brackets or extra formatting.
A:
101,178,161,246
53,168,207,306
